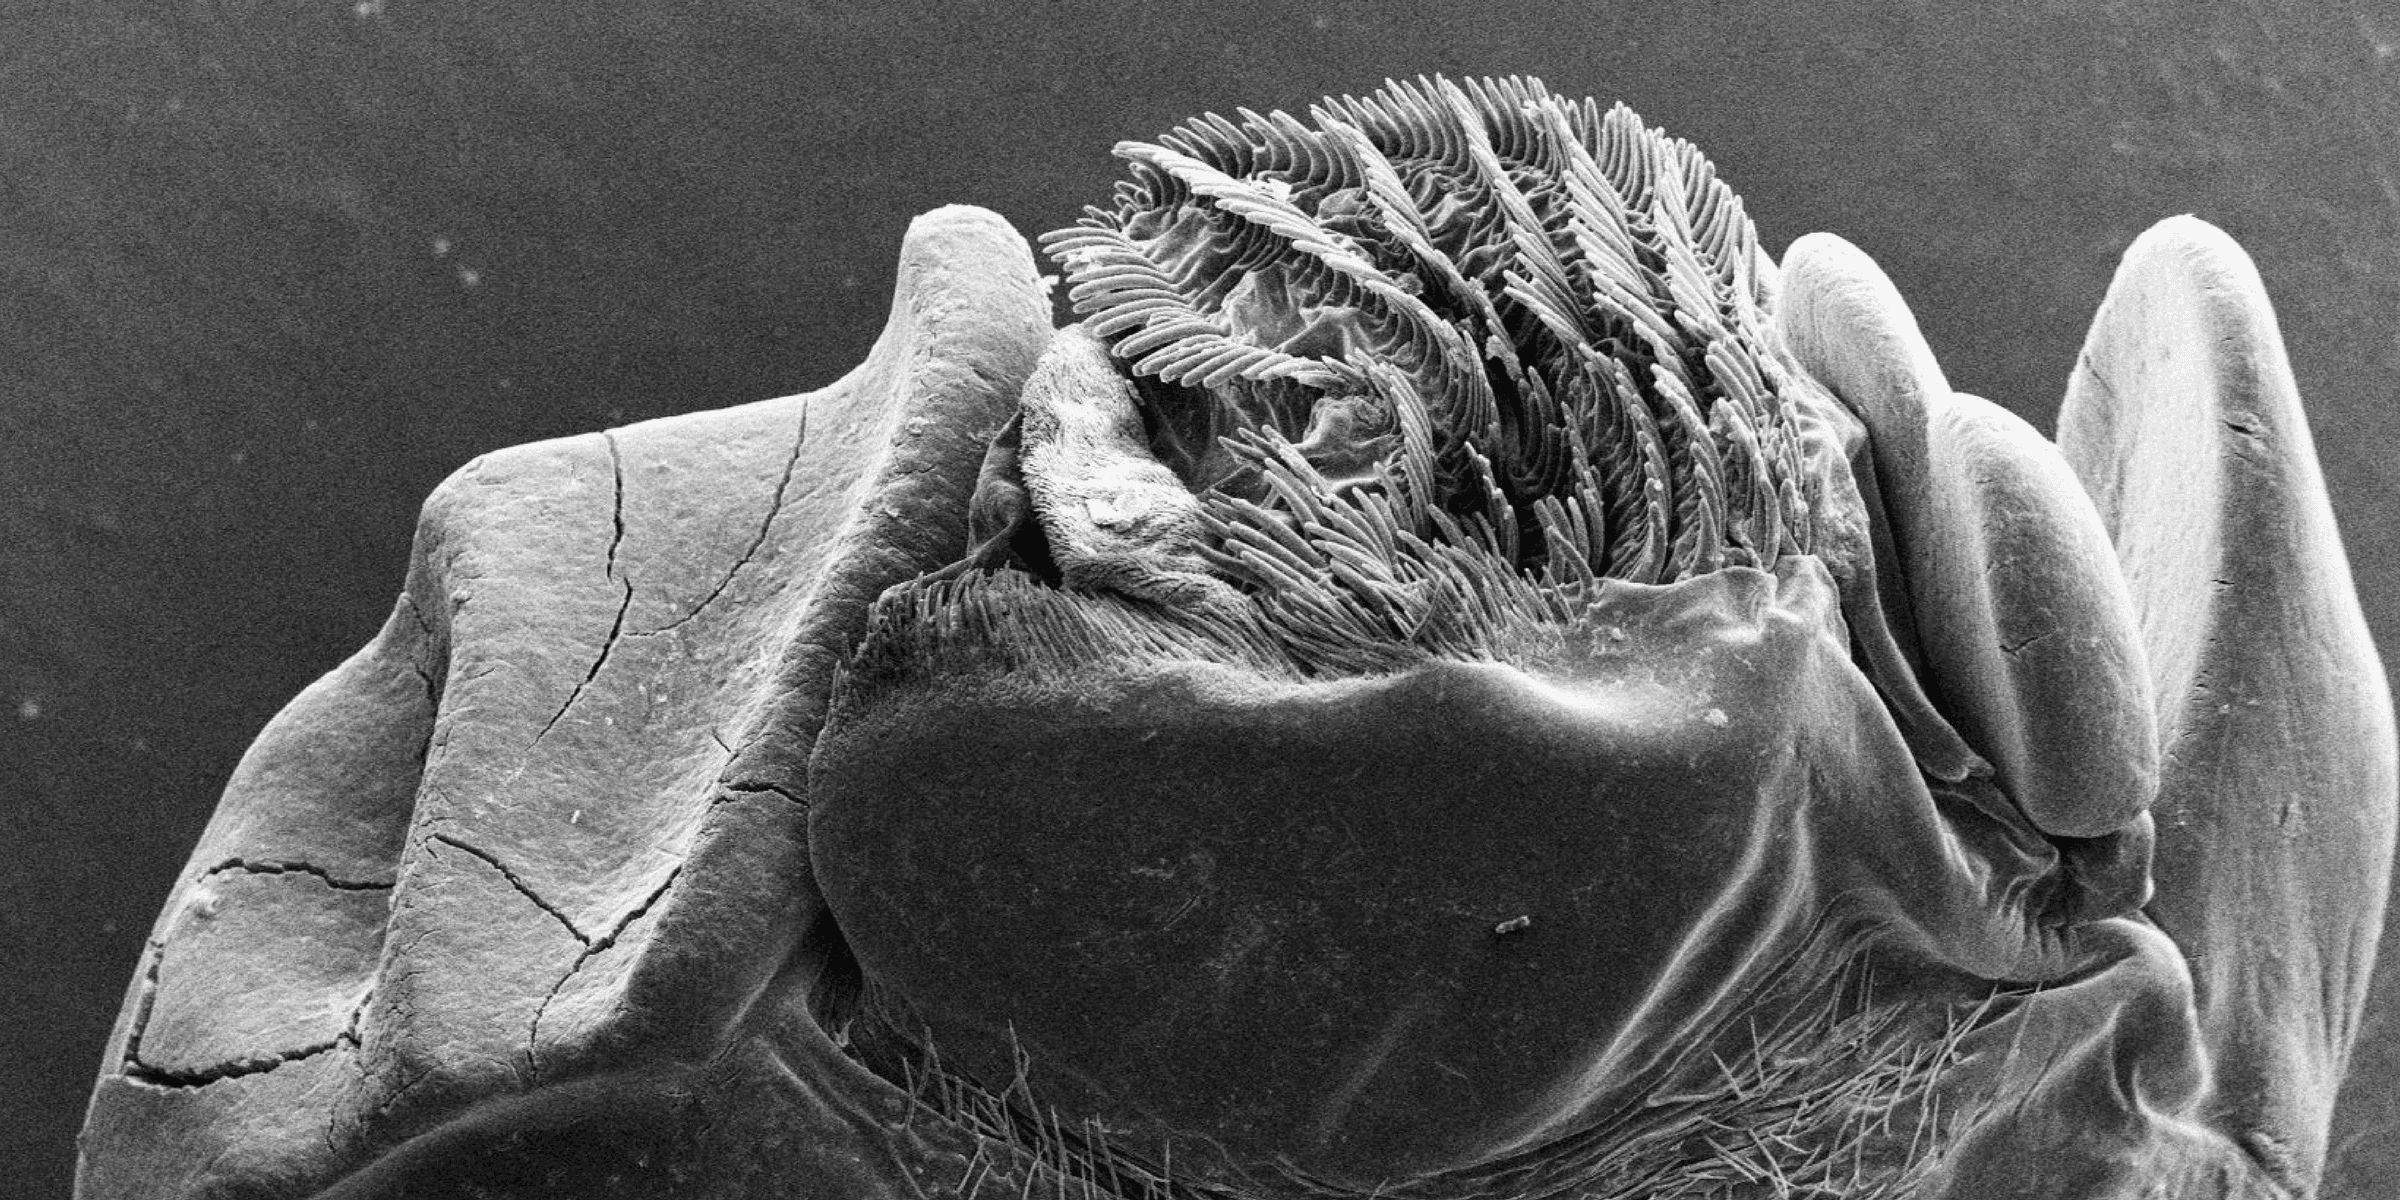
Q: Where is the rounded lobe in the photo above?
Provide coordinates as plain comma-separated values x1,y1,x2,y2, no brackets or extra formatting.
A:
1778,231,2156,844
1917,394,2156,840
2061,213,2398,1193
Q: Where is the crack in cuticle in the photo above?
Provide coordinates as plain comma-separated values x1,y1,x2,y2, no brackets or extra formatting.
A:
398,592,448,715
427,832,589,944
116,940,167,1082
535,580,634,742
720,780,807,807
117,932,368,1089
202,858,395,891
641,400,810,636
533,432,639,742
122,1038,345,1089
603,430,627,579
526,864,684,1081
1997,629,2062,658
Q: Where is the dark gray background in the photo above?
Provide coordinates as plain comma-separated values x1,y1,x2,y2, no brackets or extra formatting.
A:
5,2,2396,1195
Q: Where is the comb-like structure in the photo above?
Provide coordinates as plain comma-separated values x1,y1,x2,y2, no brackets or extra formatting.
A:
1040,75,1817,593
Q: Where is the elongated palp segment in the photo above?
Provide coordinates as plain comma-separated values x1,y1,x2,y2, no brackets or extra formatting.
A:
1038,74,1819,601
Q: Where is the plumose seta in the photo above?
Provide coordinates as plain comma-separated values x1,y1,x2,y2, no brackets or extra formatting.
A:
77,77,2396,1200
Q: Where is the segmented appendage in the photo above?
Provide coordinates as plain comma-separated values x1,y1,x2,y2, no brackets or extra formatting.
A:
1039,75,1816,590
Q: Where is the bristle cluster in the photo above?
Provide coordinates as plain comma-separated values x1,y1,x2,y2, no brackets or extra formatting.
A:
885,1029,1200,1200
1039,75,1815,586
856,948,1981,1200
842,431,1707,698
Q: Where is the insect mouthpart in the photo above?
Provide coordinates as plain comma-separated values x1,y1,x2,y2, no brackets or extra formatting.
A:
1039,74,1837,599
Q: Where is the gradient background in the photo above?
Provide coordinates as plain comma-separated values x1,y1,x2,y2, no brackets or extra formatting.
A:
5,2,2396,1194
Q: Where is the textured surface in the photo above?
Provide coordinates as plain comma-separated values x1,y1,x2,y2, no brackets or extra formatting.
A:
2060,217,2398,1191
76,205,1053,1198
16,7,2400,1196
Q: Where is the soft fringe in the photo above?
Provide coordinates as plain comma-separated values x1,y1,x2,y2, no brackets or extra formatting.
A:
851,931,1998,1200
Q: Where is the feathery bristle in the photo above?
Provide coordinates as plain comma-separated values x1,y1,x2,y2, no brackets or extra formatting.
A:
1036,74,1814,601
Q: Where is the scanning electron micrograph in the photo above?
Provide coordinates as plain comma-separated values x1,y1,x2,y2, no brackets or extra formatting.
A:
78,78,2395,1200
